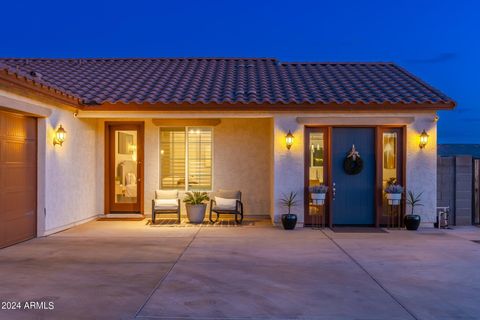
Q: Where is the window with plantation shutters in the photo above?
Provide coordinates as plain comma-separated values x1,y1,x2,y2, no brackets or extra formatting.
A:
160,128,186,189
159,127,212,191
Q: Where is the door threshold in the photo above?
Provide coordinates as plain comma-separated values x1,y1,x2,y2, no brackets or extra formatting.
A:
98,213,145,221
330,226,387,233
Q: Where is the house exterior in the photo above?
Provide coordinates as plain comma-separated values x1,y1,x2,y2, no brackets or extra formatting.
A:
0,58,455,248
437,144,480,225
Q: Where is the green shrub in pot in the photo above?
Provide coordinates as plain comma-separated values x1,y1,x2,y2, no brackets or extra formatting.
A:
404,190,423,230
183,191,210,223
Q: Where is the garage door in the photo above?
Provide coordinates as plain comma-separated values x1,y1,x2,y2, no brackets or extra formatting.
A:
0,110,37,248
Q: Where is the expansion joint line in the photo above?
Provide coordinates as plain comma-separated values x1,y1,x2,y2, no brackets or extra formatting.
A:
321,230,419,320
134,226,202,318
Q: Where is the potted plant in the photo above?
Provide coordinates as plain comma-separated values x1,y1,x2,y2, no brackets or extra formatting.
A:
309,184,329,205
280,192,299,230
404,190,423,230
385,183,404,206
183,191,210,223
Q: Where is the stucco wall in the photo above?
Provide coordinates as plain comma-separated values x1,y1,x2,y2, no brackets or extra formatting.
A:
405,113,437,225
0,89,445,233
42,110,99,234
273,115,305,224
273,112,438,226
1,90,101,235
213,118,273,215
96,118,273,216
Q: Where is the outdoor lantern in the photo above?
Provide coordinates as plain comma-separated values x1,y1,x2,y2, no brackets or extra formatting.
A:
419,130,429,149
53,125,66,146
285,130,294,150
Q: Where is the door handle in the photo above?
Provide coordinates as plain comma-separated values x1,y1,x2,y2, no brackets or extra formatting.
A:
332,182,336,200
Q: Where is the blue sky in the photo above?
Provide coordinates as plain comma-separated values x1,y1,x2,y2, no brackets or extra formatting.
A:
1,0,478,143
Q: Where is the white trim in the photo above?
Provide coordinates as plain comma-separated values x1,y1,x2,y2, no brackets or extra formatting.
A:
185,127,189,190
37,118,47,237
0,90,54,117
42,214,99,236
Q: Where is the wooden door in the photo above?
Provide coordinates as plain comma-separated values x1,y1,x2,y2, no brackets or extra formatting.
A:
0,110,37,248
105,122,144,213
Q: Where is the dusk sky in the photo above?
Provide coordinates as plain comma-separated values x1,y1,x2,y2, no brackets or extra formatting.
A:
1,0,478,143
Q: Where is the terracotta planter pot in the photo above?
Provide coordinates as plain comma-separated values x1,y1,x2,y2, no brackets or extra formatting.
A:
186,204,206,224
386,193,402,205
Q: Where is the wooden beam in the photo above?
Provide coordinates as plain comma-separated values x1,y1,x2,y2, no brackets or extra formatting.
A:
152,118,221,126
296,116,415,125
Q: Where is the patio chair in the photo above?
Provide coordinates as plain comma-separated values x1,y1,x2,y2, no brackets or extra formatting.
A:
152,190,181,224
209,189,243,224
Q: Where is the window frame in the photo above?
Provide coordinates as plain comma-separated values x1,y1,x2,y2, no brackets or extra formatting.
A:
159,126,214,192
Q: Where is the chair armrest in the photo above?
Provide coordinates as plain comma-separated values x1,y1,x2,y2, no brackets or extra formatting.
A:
210,199,216,213
236,200,243,213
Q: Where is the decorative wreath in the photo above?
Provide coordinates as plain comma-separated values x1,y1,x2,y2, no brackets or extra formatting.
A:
343,145,363,175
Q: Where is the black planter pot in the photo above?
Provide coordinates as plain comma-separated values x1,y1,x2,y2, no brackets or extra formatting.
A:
281,214,297,230
404,214,421,230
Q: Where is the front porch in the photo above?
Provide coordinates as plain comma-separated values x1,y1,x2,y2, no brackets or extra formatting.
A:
90,113,437,228
1,220,479,319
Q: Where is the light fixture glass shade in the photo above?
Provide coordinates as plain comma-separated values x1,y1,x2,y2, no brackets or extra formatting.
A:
285,130,294,150
54,125,66,146
419,130,429,149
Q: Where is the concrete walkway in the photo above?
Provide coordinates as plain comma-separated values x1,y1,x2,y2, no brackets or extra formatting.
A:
1,220,480,320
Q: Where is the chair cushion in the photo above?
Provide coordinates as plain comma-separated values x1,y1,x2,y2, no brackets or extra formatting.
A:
155,189,178,199
215,197,237,210
154,199,178,210
217,189,241,200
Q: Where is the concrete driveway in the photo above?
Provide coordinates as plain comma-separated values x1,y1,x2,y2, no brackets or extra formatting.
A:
1,220,480,320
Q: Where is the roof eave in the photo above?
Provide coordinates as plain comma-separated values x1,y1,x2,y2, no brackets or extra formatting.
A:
0,69,81,109
81,101,456,112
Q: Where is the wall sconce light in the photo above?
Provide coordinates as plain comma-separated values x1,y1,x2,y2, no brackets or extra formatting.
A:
285,130,294,150
53,125,67,146
419,130,429,149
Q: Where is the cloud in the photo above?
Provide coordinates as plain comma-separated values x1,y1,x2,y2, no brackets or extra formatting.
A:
406,53,458,64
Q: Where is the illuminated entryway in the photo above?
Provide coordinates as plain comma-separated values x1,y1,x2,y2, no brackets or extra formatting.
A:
305,126,405,227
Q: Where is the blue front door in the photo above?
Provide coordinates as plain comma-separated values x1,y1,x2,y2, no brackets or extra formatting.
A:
332,128,375,225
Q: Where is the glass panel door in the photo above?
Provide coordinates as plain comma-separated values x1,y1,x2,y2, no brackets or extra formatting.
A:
108,123,143,213
115,130,138,204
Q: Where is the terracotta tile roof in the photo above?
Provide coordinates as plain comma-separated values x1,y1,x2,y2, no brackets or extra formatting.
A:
0,58,454,106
